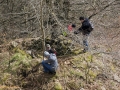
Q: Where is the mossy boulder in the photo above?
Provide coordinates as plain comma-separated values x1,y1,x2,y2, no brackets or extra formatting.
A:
44,35,78,55
9,48,39,77
71,49,82,55
88,70,97,79
67,80,81,90
54,80,63,90
8,35,80,56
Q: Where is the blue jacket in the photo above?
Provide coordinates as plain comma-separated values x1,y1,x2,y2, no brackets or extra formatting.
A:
44,53,58,71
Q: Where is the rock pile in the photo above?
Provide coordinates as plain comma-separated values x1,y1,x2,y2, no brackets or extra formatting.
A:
29,35,81,56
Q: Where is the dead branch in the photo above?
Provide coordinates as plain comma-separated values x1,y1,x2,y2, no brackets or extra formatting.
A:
112,31,120,39
0,12,30,15
0,0,4,4
88,0,116,19
21,16,37,24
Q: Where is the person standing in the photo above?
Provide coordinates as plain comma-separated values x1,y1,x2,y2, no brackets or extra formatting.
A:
74,16,93,52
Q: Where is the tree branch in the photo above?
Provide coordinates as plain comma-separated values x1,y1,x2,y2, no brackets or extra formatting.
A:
0,0,4,4
112,31,120,39
88,0,116,19
0,12,30,16
21,16,37,24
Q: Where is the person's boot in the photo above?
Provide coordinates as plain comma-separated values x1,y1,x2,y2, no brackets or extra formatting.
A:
83,47,88,53
49,71,56,75
82,49,86,53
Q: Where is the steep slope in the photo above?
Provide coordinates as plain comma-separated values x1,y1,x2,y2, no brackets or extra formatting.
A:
0,36,120,90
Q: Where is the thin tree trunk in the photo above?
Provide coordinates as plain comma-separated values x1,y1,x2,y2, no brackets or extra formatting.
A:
40,0,45,60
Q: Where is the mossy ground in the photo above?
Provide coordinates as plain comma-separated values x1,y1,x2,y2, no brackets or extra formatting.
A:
0,48,120,90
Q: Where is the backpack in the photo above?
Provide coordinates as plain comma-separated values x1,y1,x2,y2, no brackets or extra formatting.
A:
88,21,94,32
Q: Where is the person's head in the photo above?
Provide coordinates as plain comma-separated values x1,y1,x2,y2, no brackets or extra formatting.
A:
46,44,51,50
44,51,50,58
49,45,56,54
79,16,85,23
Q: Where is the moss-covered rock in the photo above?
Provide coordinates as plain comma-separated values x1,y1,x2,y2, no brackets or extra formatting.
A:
1,73,11,84
71,49,82,55
54,80,63,90
8,34,81,56
88,70,97,79
9,48,38,77
67,80,81,90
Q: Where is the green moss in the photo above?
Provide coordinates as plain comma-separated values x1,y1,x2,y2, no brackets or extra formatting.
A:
72,50,81,55
9,48,33,75
89,70,97,79
67,81,80,90
82,53,93,62
73,55,83,61
67,40,72,44
12,48,31,59
62,31,67,37
80,63,87,69
54,81,63,90
69,69,84,78
110,64,116,72
1,73,11,84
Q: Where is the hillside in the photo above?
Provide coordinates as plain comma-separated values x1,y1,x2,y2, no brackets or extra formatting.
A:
0,40,120,90
0,0,120,90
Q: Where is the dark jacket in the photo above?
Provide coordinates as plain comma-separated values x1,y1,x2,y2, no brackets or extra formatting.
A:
79,19,93,35
48,49,57,55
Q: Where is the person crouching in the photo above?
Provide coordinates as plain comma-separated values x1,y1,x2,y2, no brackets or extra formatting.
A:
42,51,58,74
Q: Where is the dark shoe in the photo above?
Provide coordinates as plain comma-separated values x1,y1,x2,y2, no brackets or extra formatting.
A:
43,70,49,73
49,71,56,75
82,49,87,53
79,49,87,54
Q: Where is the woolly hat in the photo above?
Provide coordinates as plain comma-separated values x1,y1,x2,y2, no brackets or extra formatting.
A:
44,51,50,57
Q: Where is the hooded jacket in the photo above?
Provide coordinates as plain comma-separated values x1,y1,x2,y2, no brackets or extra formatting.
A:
79,19,93,35
44,53,58,71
